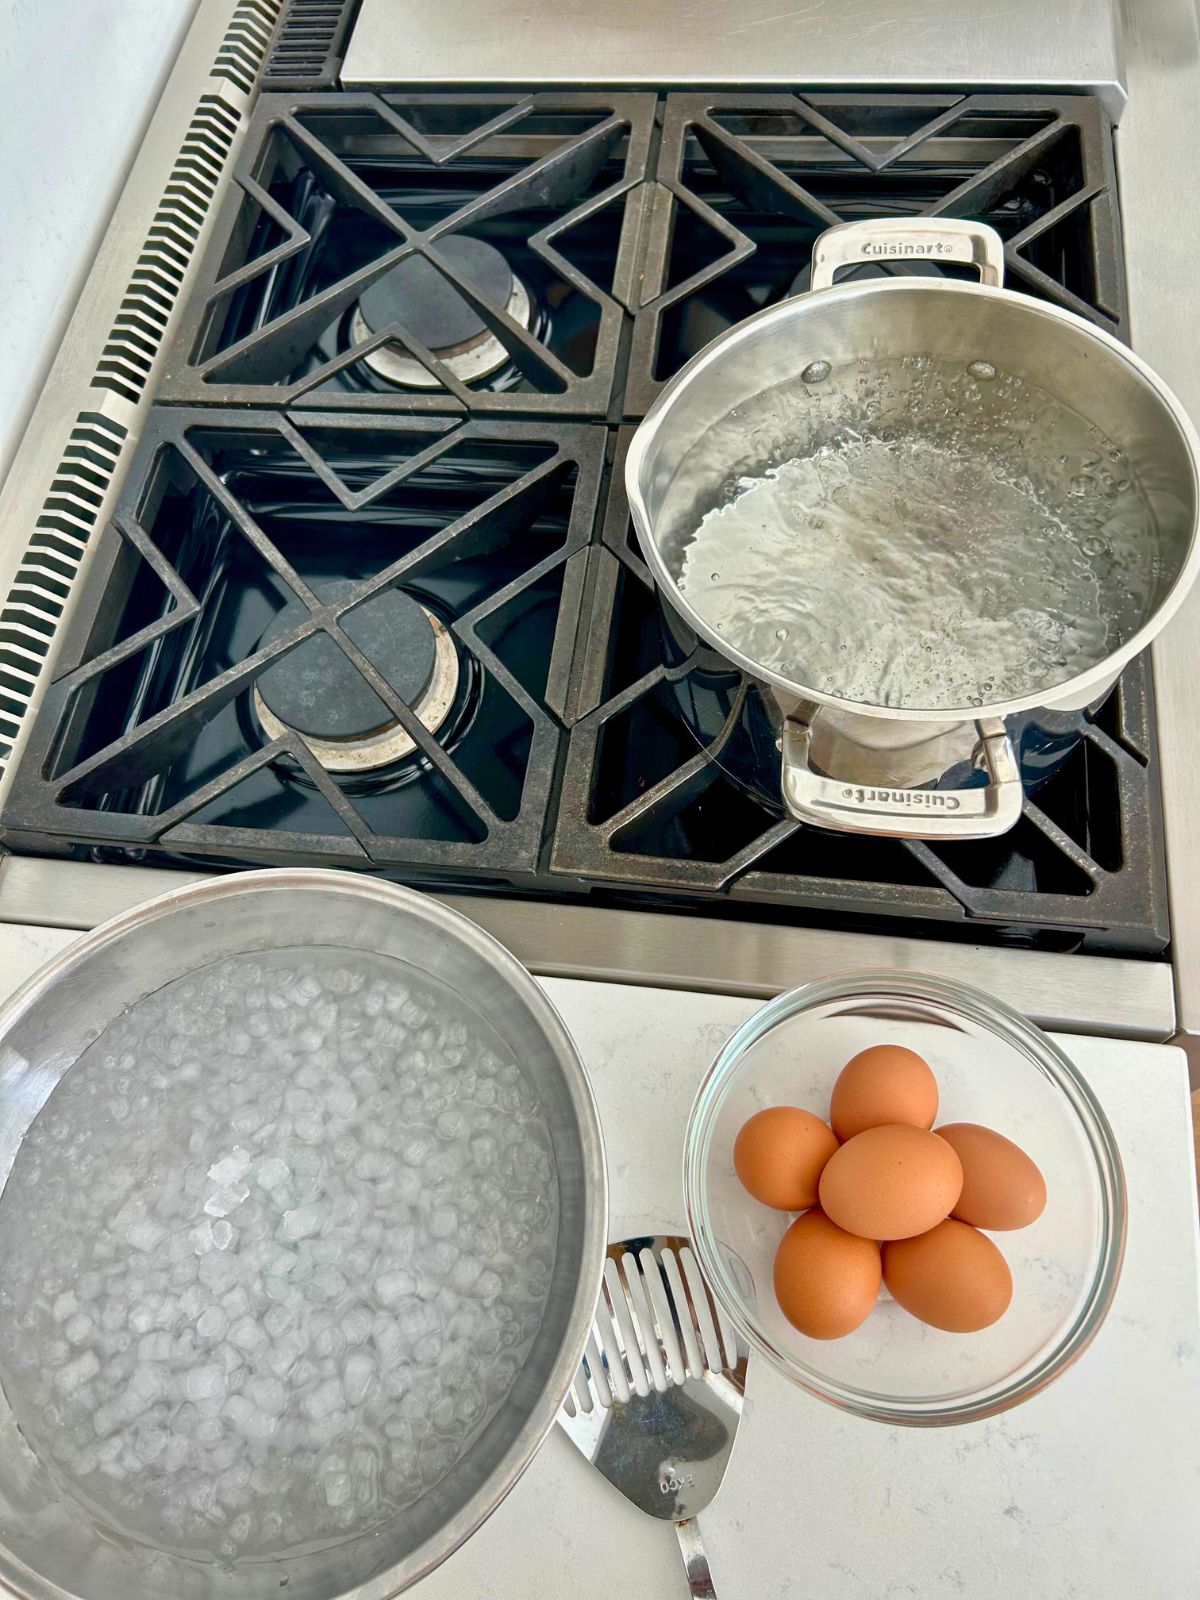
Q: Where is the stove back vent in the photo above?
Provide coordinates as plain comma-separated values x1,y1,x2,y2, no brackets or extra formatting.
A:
261,0,360,89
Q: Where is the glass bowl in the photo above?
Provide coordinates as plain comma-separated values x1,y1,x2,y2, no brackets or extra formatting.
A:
683,971,1126,1425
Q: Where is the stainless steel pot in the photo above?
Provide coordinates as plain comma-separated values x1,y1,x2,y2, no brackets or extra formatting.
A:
0,869,607,1600
626,217,1200,840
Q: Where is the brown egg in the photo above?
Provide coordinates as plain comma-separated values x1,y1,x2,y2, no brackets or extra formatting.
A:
818,1124,963,1240
829,1044,939,1141
883,1219,1013,1332
936,1123,1047,1231
773,1210,882,1339
733,1106,839,1210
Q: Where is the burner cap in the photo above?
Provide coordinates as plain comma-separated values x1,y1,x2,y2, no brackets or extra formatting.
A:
358,237,514,353
257,581,437,741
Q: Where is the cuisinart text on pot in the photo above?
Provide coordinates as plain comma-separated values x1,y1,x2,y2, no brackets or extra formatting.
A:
860,240,958,256
841,787,962,810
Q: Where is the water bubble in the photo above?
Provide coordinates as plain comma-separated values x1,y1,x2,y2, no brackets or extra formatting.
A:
1068,474,1094,497
967,361,997,382
710,572,720,582
1081,536,1107,558
801,360,832,384
775,626,788,642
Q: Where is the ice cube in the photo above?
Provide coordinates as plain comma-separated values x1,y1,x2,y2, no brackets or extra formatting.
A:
311,1266,348,1304
302,1376,344,1421
137,1331,172,1361
179,1285,207,1320
428,1206,457,1240
126,1219,167,1253
262,1304,296,1340
374,1269,416,1308
92,1402,123,1439
246,1373,288,1417
228,1316,265,1353
413,1332,443,1365
323,1469,352,1508
196,1307,227,1342
222,1285,251,1319
225,1394,277,1442
341,1306,373,1347
280,1202,326,1241
255,1157,290,1191
353,1149,392,1182
52,1290,79,1322
204,1182,249,1218
133,1423,168,1465
64,1311,95,1346
208,1148,252,1188
192,1220,217,1257
55,1350,100,1394
267,1331,306,1379
210,1220,236,1252
184,1364,227,1402
342,1352,375,1406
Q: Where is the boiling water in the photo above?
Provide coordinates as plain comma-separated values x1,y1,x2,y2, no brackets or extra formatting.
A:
0,950,559,1563
666,357,1160,708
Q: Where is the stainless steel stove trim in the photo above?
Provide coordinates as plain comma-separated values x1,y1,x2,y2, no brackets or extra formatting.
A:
2,0,1198,1043
1119,0,1200,1033
0,857,1175,1042
341,0,1128,119
0,0,283,810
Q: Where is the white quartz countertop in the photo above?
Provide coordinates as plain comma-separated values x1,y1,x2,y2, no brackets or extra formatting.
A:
1,931,1198,1597
424,980,1200,1600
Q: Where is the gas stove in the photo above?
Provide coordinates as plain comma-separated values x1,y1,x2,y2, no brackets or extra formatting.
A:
1,0,1197,1044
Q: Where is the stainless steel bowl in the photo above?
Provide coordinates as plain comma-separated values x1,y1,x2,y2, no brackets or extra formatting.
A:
0,869,607,1600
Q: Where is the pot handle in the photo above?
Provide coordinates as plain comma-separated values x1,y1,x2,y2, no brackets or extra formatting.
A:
809,218,1005,291
780,715,1023,840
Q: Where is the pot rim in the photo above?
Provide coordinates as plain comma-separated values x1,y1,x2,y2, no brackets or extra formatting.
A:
626,276,1200,724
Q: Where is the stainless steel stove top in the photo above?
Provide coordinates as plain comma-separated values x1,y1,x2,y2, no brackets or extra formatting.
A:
342,0,1126,117
0,0,1197,1052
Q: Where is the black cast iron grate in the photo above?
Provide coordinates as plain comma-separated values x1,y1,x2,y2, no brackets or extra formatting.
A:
2,411,605,880
1,91,1169,955
158,91,655,415
626,91,1125,414
549,431,1167,956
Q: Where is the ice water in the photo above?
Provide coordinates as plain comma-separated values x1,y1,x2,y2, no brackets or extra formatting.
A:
665,356,1160,709
0,949,559,1562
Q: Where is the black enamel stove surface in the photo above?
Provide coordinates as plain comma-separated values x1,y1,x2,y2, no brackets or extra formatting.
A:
2,91,1168,956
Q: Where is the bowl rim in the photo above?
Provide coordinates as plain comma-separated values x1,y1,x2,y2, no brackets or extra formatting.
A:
682,967,1127,1426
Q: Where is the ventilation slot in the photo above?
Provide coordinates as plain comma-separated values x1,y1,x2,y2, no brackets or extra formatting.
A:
213,0,282,94
1,0,284,788
0,414,128,763
93,95,242,405
262,0,359,88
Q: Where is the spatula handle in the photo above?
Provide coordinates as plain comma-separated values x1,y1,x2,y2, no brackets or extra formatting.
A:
674,1517,717,1598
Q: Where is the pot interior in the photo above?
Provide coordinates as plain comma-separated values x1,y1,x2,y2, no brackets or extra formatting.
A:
632,283,1197,715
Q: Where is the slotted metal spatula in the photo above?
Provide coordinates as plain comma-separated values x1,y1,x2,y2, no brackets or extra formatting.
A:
557,1235,748,1598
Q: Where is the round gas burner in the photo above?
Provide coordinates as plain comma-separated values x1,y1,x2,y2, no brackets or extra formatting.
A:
349,236,534,390
253,582,460,775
